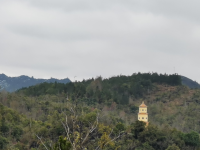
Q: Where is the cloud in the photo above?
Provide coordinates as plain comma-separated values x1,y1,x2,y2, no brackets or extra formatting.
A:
0,0,200,82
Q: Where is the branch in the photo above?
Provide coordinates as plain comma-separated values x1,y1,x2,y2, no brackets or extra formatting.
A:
95,145,100,150
95,132,125,150
90,113,99,133
35,134,49,150
61,121,72,144
109,129,113,137
70,107,75,114
104,132,126,147
82,113,99,145
61,117,72,146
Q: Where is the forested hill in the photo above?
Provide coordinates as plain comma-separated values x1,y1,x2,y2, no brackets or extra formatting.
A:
0,74,71,92
2,73,200,149
18,73,181,104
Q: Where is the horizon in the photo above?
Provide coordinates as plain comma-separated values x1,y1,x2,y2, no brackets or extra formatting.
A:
1,72,199,84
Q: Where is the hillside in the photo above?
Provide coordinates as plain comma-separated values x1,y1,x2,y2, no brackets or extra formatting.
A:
181,75,200,89
0,102,37,149
0,73,198,93
16,73,200,133
1,73,200,149
0,74,71,92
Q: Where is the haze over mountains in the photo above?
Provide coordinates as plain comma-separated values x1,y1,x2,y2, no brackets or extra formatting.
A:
0,74,71,92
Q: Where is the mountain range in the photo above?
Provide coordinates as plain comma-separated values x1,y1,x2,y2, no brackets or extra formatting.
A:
0,74,71,92
0,73,199,92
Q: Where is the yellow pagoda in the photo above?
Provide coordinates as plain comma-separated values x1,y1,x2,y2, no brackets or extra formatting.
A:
138,101,148,124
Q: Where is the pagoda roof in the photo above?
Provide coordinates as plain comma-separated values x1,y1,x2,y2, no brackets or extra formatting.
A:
139,101,147,107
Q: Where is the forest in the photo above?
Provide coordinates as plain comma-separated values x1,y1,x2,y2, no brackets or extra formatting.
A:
0,73,200,150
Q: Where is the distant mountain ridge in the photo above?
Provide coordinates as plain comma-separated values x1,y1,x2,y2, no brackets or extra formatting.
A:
0,74,71,92
181,76,200,89
0,73,199,92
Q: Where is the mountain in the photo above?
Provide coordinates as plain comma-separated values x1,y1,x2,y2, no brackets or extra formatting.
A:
0,74,71,92
181,75,200,89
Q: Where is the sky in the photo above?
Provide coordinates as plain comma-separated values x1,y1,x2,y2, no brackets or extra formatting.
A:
0,0,200,82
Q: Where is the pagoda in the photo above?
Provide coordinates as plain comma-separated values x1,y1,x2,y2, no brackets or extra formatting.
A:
138,101,148,125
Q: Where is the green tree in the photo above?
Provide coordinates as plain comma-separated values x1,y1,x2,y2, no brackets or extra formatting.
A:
52,136,71,150
138,124,166,150
131,121,146,139
166,144,180,150
140,142,155,150
0,117,9,135
182,131,200,147
0,135,8,149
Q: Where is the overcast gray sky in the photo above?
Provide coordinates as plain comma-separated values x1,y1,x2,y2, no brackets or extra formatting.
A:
0,0,200,82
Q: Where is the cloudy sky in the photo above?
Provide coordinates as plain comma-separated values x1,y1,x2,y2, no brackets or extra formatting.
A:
0,0,200,82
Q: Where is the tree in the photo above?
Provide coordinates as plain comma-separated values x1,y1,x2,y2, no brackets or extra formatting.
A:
166,144,180,150
182,131,200,148
37,101,126,150
140,142,155,150
131,121,146,139
0,136,8,149
138,124,166,150
52,136,72,150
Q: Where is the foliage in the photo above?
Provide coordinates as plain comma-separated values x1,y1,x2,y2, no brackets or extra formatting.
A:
18,73,181,105
166,144,180,150
1,73,200,149
52,136,71,150
182,131,200,147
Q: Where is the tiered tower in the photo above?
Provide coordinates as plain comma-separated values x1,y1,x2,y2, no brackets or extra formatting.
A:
138,101,148,123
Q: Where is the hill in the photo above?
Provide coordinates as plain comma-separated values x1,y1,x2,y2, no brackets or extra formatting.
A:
1,73,200,149
16,73,200,133
0,74,71,92
181,75,200,89
0,73,197,93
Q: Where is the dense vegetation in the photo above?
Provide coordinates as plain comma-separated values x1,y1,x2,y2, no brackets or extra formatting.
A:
1,73,200,149
19,73,181,105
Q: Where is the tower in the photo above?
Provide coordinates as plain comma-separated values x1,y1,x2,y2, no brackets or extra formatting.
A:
138,101,148,123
